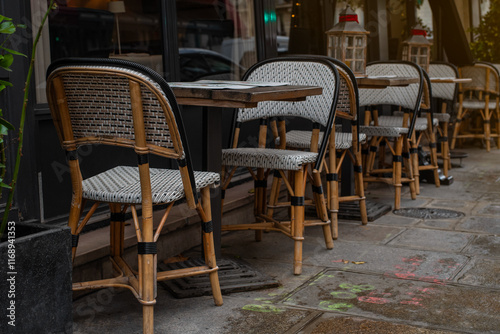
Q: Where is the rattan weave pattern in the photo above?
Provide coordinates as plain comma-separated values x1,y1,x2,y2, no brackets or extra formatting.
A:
376,116,431,131
461,66,499,94
428,64,457,101
82,166,219,204
236,60,337,127
358,125,408,138
59,66,178,151
459,98,498,110
278,130,366,150
222,148,318,170
359,63,421,109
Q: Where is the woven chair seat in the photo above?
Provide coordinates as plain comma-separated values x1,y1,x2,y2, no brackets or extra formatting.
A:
430,113,450,123
377,116,437,130
276,130,367,149
456,99,498,110
222,148,318,171
83,166,220,204
358,125,407,137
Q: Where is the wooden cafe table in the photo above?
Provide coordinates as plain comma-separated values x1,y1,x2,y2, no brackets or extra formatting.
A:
169,81,323,257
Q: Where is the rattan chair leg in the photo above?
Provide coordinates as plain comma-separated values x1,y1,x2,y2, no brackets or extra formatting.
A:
495,105,500,149
410,139,420,195
200,187,223,306
484,108,492,152
354,163,368,225
393,137,404,210
109,203,125,259
292,168,305,275
266,172,282,219
403,137,417,201
143,305,154,334
451,100,465,150
426,114,441,187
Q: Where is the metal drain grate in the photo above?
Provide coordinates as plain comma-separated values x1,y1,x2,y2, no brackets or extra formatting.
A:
393,207,465,219
159,257,279,298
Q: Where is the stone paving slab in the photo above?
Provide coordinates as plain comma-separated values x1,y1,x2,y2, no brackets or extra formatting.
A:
371,214,420,227
477,203,500,215
416,182,483,201
416,219,458,230
72,287,314,334
456,216,500,234
387,228,472,252
463,235,500,257
302,243,468,282
478,193,500,203
282,270,500,333
336,223,404,243
301,314,459,334
428,199,476,215
456,258,500,288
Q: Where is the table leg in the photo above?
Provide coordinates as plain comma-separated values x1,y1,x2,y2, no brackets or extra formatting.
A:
202,106,222,258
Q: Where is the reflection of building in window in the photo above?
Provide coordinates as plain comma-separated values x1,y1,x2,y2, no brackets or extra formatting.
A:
276,0,292,37
177,0,256,74
416,0,433,38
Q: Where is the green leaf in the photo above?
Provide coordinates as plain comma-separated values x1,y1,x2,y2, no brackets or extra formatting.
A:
0,118,14,131
0,80,13,88
16,24,27,29
0,21,16,34
0,54,14,71
0,15,13,24
0,182,12,189
0,46,26,57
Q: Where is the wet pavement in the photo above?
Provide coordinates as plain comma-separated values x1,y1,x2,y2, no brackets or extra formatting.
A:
72,146,500,333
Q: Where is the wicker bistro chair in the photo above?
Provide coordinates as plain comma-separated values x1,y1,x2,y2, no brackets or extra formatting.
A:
272,57,368,240
46,58,222,333
428,62,460,177
364,68,440,195
359,61,425,210
219,56,341,275
451,63,500,151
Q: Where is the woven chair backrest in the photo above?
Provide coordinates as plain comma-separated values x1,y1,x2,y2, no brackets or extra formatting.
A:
428,62,458,101
46,59,187,160
236,57,339,127
359,62,423,111
460,64,499,95
332,59,359,122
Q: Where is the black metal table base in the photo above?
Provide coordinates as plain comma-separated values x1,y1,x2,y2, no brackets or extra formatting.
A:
159,257,279,298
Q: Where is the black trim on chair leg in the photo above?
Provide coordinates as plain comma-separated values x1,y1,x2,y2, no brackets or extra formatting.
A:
138,242,157,255
72,234,79,248
202,220,214,233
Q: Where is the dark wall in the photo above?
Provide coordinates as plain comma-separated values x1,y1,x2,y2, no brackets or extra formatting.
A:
0,1,40,221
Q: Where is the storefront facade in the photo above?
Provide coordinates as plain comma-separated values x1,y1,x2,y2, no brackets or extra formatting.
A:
0,0,489,225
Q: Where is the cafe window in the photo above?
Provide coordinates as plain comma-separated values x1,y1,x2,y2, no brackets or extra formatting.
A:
176,0,256,78
35,0,256,103
35,0,163,103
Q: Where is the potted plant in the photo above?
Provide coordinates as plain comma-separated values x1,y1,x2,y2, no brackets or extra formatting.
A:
1,2,73,333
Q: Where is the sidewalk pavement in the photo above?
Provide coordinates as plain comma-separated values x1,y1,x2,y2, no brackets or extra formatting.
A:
73,146,500,334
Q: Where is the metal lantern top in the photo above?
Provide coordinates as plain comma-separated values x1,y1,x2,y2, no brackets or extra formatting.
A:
403,24,432,46
326,6,369,35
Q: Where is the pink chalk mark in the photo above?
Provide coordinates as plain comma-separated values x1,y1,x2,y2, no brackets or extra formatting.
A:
358,296,390,304
401,300,422,306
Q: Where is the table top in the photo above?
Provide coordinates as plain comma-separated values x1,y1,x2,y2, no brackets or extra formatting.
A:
170,83,323,108
430,77,472,83
356,76,420,89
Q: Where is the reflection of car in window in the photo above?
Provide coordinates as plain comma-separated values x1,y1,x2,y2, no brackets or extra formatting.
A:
179,48,245,82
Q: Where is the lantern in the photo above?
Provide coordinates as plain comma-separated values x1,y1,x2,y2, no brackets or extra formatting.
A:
401,24,432,72
326,6,369,76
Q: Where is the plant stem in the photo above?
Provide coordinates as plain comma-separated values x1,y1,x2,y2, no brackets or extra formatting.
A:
0,0,54,237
